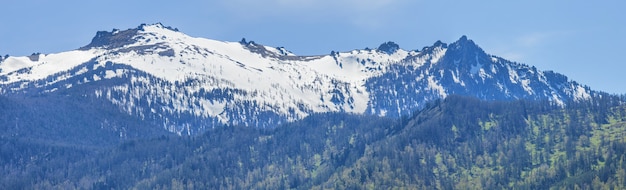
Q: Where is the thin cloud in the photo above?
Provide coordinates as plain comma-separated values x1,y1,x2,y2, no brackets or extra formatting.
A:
217,0,410,29
484,31,575,64
222,0,404,11
516,31,573,48
517,33,553,48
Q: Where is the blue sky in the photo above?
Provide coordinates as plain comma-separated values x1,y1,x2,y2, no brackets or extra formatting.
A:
1,0,624,94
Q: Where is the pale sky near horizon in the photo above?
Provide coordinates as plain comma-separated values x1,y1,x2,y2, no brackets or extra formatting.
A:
1,0,624,94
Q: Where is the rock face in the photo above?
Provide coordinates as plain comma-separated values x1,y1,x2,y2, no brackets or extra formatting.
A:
0,23,598,134
377,41,400,54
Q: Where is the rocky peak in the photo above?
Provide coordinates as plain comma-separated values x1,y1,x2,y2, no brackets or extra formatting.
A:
440,35,489,67
377,41,400,54
448,35,485,54
27,53,41,62
80,23,179,50
420,40,448,54
80,28,140,50
137,23,179,32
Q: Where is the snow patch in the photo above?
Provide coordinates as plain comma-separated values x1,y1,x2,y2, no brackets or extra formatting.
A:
104,70,121,79
521,79,533,94
573,86,591,101
507,65,520,84
451,70,465,86
427,76,447,97
430,47,447,64
470,54,483,75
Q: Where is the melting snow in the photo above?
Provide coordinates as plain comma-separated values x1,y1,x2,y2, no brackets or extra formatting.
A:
521,79,534,94
470,54,483,75
430,47,447,64
574,86,591,101
451,69,465,86
427,76,447,97
0,23,593,130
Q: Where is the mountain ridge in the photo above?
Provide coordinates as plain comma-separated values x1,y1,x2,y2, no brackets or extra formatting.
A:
0,23,601,134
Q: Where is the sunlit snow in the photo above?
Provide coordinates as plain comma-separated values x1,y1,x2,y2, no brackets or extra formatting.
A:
0,23,596,131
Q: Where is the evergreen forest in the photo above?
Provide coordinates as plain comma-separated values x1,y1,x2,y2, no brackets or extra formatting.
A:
2,95,626,189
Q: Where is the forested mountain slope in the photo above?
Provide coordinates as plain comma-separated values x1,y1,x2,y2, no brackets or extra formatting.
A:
4,95,626,189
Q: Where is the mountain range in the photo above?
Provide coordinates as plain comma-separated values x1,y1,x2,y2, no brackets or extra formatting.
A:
0,23,600,136
4,23,626,189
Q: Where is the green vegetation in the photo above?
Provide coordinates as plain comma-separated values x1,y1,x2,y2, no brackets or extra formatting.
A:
2,95,626,189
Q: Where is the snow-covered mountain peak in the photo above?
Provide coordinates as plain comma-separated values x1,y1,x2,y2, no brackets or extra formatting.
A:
135,23,187,43
420,40,448,54
0,24,600,133
137,22,179,32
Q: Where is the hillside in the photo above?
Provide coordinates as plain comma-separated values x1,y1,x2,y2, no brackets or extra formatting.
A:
3,95,626,189
1,23,624,189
